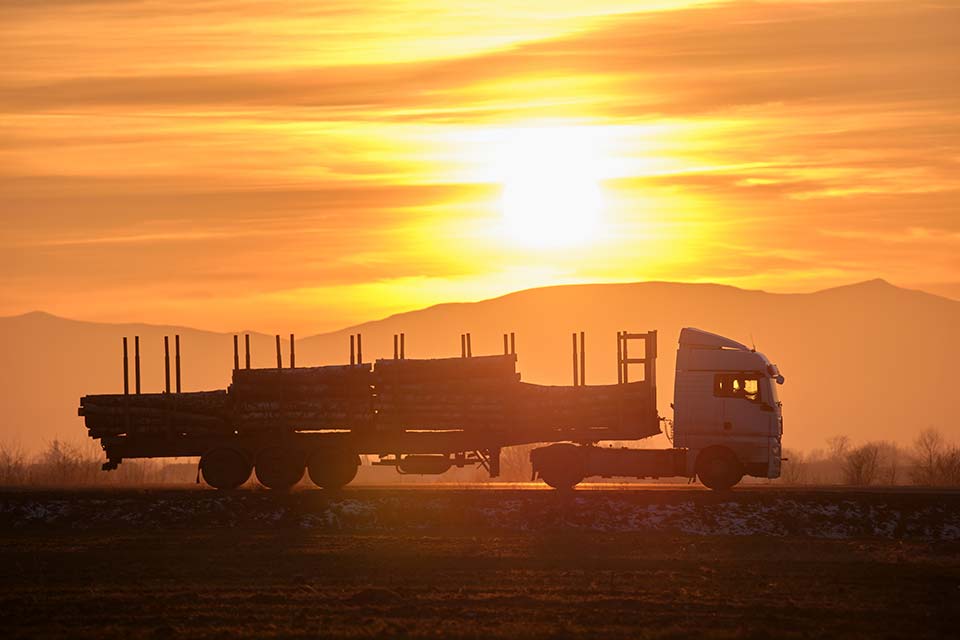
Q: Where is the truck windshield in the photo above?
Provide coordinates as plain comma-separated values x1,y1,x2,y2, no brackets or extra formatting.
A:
765,378,780,405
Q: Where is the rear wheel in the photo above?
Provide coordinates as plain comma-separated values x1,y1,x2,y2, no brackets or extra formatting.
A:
696,447,743,491
307,451,359,489
200,448,252,490
255,446,305,491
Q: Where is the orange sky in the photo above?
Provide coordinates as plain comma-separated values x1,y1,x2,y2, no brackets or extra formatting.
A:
2,0,958,333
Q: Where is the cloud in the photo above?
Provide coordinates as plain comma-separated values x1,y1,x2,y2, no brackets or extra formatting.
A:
1,0,958,328
2,2,957,118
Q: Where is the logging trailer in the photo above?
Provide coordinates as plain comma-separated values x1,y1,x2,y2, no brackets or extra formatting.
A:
78,328,784,491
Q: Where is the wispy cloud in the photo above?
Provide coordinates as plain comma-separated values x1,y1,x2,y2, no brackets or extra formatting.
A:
1,0,958,330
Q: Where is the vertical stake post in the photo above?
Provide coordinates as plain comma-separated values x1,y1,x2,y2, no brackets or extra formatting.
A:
572,332,579,386
503,333,508,355
233,335,239,371
275,334,282,369
393,334,398,359
646,330,657,390
510,332,516,355
289,334,295,369
460,334,466,358
164,336,171,393
617,331,623,384
350,334,356,365
175,334,181,393
244,334,251,369
134,336,141,394
467,333,472,357
622,331,629,384
400,333,405,359
356,333,363,364
122,337,129,395
579,331,585,386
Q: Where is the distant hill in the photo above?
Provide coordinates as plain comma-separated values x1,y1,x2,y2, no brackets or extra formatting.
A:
1,279,957,453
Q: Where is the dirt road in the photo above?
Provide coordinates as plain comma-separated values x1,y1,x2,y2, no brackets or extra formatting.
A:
1,487,958,638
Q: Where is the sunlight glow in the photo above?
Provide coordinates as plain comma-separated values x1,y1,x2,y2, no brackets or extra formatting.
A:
496,127,608,249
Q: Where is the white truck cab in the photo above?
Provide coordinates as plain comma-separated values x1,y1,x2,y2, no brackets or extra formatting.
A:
673,328,784,489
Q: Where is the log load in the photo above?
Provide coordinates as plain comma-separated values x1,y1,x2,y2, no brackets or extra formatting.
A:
79,355,659,449
367,355,658,439
374,355,518,430
79,391,230,439
230,364,374,431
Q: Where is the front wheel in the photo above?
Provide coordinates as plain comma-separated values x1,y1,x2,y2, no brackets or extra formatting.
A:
307,451,359,489
695,447,743,491
540,466,584,491
533,443,585,491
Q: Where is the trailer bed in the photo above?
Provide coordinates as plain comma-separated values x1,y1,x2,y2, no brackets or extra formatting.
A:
80,354,660,463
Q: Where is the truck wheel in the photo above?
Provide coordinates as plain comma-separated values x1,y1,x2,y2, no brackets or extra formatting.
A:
535,444,585,491
540,466,584,491
200,448,252,490
255,446,305,491
307,451,359,489
695,447,743,491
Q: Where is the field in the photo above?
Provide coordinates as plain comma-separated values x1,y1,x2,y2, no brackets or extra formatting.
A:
1,486,959,639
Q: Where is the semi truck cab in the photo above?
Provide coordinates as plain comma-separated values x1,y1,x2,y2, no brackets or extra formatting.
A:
672,328,784,489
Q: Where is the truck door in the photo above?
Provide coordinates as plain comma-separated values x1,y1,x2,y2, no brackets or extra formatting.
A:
715,373,771,437
673,370,724,448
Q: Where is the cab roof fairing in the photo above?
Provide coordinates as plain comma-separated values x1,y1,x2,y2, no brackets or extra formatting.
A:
678,327,750,351
677,327,784,383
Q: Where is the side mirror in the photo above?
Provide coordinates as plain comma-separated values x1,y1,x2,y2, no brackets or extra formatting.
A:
775,375,785,385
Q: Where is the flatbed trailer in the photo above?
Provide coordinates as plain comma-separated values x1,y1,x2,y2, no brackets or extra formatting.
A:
79,328,784,491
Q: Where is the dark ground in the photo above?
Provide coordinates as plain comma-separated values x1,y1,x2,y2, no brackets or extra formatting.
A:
1,486,958,639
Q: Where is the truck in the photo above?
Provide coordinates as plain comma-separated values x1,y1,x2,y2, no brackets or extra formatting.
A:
78,327,785,491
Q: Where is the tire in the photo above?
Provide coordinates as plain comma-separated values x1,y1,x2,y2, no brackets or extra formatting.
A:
541,467,584,491
255,446,305,491
307,451,359,489
535,444,585,491
200,448,252,490
696,447,743,491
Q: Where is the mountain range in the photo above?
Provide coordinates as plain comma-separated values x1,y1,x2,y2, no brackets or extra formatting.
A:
1,279,956,453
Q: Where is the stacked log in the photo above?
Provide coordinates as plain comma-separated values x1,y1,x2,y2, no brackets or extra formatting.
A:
374,355,518,429
79,391,230,439
79,356,659,445
230,364,374,431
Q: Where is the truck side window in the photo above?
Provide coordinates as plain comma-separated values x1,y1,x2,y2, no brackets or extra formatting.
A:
714,374,762,403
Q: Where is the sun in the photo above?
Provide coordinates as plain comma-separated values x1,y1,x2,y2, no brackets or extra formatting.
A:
496,126,607,249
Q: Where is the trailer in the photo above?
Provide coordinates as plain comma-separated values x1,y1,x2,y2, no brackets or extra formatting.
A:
78,327,784,491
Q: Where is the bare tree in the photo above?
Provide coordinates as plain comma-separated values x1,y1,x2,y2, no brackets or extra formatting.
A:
843,444,881,485
910,428,960,487
875,441,903,485
0,442,27,486
827,435,851,461
780,448,809,484
499,444,534,481
912,428,945,485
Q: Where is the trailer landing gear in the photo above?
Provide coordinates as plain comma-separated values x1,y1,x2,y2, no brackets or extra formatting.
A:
200,448,252,490
308,451,359,489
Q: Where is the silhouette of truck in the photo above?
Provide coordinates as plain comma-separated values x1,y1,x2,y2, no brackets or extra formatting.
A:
78,327,784,491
